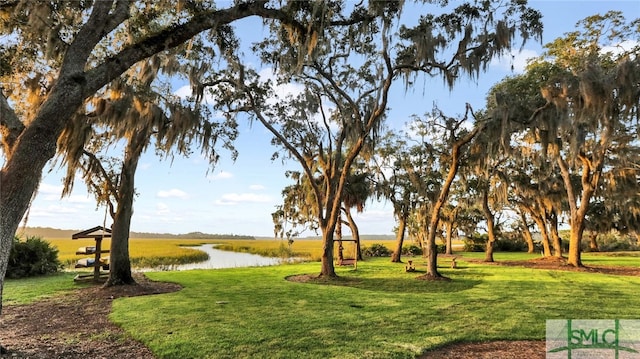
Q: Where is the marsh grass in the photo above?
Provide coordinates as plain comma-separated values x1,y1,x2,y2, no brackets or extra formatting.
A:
108,255,640,359
46,237,404,268
208,239,404,262
47,238,219,268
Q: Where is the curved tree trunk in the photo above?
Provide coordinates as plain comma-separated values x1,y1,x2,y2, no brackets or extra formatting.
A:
548,210,563,258
425,123,481,277
391,214,407,263
518,210,535,253
482,189,497,262
425,216,441,278
320,228,337,277
344,207,362,260
589,231,599,252
527,207,552,256
105,131,146,286
558,156,599,267
1,78,86,316
319,201,339,277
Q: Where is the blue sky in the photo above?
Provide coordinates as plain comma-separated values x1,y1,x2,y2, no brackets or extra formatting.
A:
21,1,639,237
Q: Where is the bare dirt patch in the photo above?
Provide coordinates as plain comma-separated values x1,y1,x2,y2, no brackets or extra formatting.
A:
469,255,640,276
418,340,546,359
0,273,181,359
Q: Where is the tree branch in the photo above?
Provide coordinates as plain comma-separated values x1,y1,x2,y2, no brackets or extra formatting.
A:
82,149,119,199
61,0,128,74
0,89,24,156
83,1,301,97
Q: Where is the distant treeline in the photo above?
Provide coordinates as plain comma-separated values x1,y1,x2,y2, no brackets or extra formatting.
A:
18,227,254,240
300,234,395,241
132,231,255,240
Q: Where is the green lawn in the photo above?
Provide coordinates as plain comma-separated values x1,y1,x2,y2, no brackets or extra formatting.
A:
3,272,91,306
103,254,640,359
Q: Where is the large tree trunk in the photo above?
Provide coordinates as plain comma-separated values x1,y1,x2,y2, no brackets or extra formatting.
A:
319,204,339,277
518,210,535,253
391,214,407,263
425,216,441,278
482,190,497,262
104,130,146,286
558,156,599,267
548,210,563,258
0,78,86,316
567,216,585,266
320,229,337,277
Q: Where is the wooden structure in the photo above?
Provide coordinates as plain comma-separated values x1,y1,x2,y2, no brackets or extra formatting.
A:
72,226,111,282
335,239,358,269
405,260,416,272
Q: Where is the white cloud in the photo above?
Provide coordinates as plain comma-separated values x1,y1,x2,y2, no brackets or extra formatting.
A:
207,171,234,180
174,85,217,104
352,210,393,223
258,68,305,104
157,188,189,199
156,202,170,215
492,48,538,73
174,85,192,99
215,192,272,205
249,184,266,190
37,182,92,203
64,194,93,204
29,204,79,217
38,182,64,195
601,40,638,57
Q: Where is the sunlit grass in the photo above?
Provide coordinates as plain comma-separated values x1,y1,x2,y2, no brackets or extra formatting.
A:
108,257,640,359
47,238,219,268
2,272,91,305
6,246,640,358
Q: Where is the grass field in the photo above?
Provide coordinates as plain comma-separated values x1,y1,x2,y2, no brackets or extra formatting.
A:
107,255,640,359
9,239,640,358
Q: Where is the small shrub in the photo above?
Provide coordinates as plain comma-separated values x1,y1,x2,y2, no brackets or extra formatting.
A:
402,244,423,256
581,232,640,252
362,243,392,257
494,238,528,252
8,236,62,279
463,233,487,252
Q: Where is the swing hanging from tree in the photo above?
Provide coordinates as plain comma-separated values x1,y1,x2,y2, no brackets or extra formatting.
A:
335,238,358,269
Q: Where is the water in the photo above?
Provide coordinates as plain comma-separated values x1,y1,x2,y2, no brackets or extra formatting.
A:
144,244,290,271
